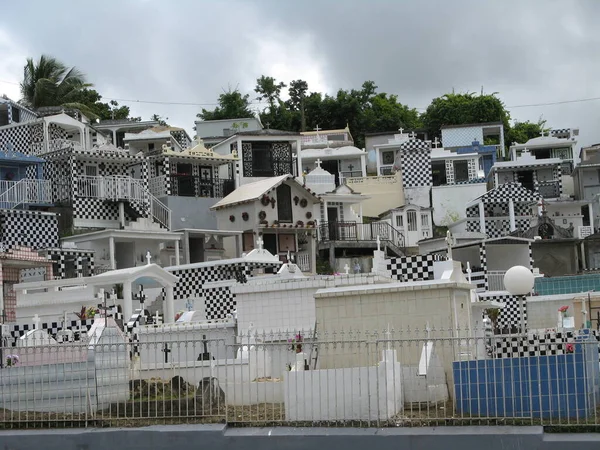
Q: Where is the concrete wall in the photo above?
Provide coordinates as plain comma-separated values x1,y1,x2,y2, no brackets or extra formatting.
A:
284,350,402,421
3,425,596,450
432,183,488,226
346,173,405,217
526,294,579,330
165,196,220,230
533,242,579,276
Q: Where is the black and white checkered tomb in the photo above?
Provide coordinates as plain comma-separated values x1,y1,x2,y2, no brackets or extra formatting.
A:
386,254,445,282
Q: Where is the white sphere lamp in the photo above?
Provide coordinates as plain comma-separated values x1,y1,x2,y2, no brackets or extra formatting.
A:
503,266,534,295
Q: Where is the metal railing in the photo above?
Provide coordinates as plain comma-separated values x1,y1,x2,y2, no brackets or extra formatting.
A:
0,179,53,208
148,175,167,197
168,175,235,198
77,175,171,230
319,221,405,250
295,252,311,272
486,270,507,291
0,325,598,428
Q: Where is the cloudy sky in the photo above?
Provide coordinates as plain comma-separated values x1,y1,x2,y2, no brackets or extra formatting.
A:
1,0,598,146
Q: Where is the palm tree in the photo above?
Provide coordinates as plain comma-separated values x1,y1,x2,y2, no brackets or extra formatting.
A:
20,55,96,117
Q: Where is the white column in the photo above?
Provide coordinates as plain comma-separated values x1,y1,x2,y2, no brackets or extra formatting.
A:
589,202,594,232
118,202,125,228
174,240,180,266
295,138,303,178
165,285,175,324
376,150,381,175
0,261,4,322
360,153,367,177
112,130,117,146
123,282,133,322
109,237,116,270
478,201,486,234
310,230,317,274
508,198,516,232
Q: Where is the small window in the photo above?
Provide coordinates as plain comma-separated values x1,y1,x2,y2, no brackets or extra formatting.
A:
148,143,155,151
421,214,429,227
407,210,417,232
454,160,469,182
396,215,403,227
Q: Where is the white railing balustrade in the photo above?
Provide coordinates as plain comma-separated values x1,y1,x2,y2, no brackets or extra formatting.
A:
295,252,311,272
77,175,171,230
0,179,53,208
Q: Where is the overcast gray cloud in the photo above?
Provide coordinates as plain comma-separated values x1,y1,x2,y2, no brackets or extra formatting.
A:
1,0,599,147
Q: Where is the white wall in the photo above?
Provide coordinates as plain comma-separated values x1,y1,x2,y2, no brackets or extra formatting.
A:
284,350,402,421
486,244,530,271
432,183,488,226
195,118,261,139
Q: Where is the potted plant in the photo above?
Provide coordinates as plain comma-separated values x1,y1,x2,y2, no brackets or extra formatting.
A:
485,308,500,334
288,334,303,353
272,220,279,227
5,355,19,367
296,220,304,227
260,220,269,226
306,220,315,227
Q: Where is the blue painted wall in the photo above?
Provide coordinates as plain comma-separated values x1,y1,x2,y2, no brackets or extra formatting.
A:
456,141,497,179
453,333,600,418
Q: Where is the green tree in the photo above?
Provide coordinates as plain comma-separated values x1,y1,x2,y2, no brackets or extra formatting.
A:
68,88,133,121
197,88,254,121
421,92,511,141
287,79,308,131
507,119,546,145
19,54,96,117
150,114,169,126
255,75,286,112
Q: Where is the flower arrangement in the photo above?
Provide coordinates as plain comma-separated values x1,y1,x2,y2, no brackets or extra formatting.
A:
258,210,267,221
260,220,269,226
288,334,303,353
306,211,312,219
229,215,235,222
75,306,99,320
306,220,315,227
566,343,574,354
5,355,19,367
261,195,270,206
242,212,249,221
175,311,185,321
296,220,304,227
558,305,569,315
299,198,308,208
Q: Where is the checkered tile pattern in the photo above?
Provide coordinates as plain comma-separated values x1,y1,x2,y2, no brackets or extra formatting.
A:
488,331,595,359
0,121,44,156
42,248,95,278
480,293,527,331
203,285,236,320
466,183,538,237
386,254,445,282
6,319,94,347
170,261,281,301
397,139,432,188
0,210,59,250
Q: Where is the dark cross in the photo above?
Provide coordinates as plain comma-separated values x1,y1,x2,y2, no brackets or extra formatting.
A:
198,334,212,361
97,291,110,321
162,343,171,363
347,164,354,172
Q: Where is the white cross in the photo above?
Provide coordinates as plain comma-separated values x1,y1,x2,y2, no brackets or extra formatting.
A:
63,311,68,327
256,237,264,251
314,125,321,133
540,130,545,137
146,251,152,265
155,310,162,324
466,261,472,284
97,288,105,301
425,322,432,340
409,131,417,139
376,235,381,251
433,137,440,148
344,264,350,275
314,158,322,168
398,127,404,134
32,314,41,330
110,289,117,304
287,250,292,263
